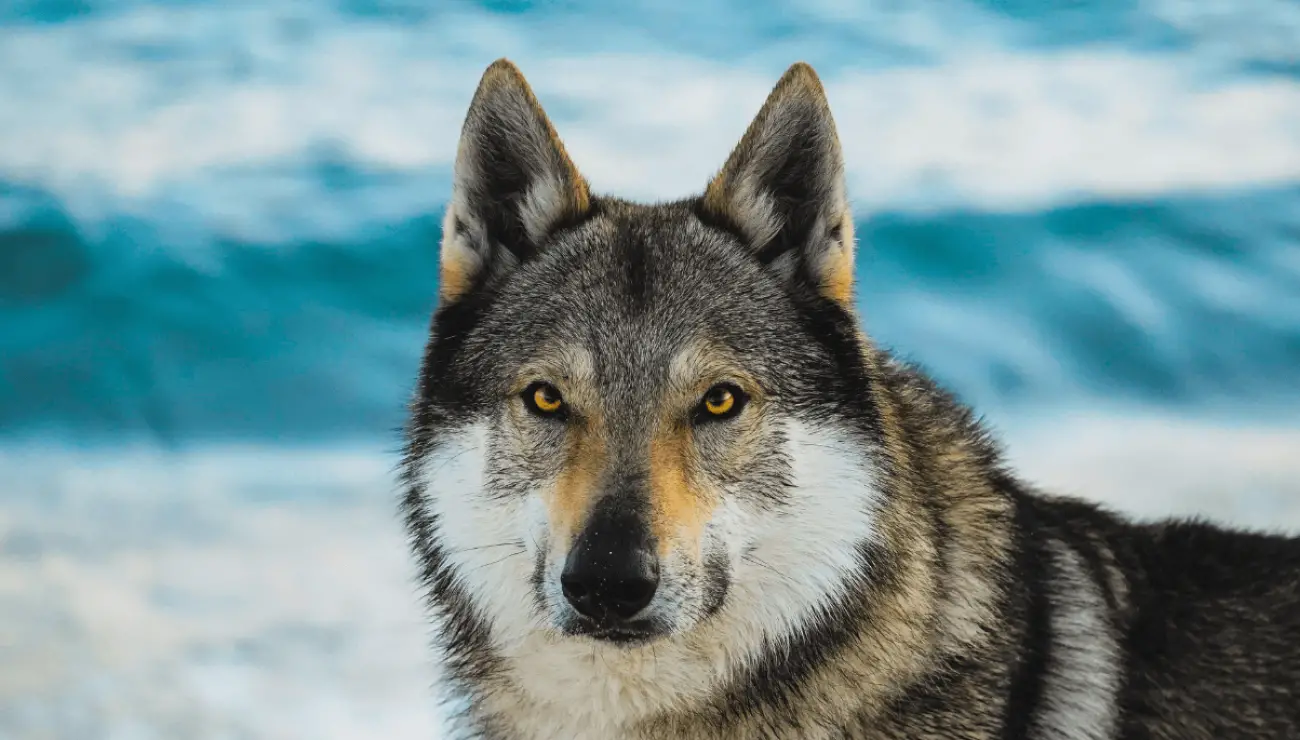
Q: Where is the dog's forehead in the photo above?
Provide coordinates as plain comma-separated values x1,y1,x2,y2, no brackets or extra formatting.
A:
535,207,773,360
465,199,802,401
574,203,739,284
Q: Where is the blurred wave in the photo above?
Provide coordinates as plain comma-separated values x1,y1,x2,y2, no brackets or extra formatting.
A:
1,0,1298,449
3,179,1298,444
4,4,1299,214
2,1,1299,449
0,178,441,445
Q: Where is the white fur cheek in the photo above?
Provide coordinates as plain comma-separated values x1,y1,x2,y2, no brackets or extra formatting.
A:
707,496,757,566
417,422,550,645
717,418,884,659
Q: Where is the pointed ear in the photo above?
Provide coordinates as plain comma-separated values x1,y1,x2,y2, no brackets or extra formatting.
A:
701,63,855,306
439,59,592,302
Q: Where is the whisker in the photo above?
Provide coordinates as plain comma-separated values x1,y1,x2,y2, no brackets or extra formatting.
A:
793,441,854,455
419,445,483,480
743,553,783,575
445,540,527,554
469,549,528,572
744,554,800,587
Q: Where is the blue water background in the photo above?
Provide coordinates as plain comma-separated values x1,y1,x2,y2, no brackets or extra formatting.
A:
2,0,1298,447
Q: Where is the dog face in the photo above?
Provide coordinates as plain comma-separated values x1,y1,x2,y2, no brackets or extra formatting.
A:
407,60,882,661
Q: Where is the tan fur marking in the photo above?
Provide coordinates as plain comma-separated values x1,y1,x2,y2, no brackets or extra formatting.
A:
568,166,591,215
649,426,715,558
821,212,857,305
437,204,475,303
438,247,475,303
438,252,473,302
550,428,606,547
701,171,729,220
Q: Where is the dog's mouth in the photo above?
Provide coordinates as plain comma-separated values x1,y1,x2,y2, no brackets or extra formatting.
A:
565,619,663,646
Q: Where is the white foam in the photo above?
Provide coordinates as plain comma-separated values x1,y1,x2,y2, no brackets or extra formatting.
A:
2,5,1298,223
0,445,451,739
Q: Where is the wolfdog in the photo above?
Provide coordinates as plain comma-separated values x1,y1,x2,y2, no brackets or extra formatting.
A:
400,59,1300,739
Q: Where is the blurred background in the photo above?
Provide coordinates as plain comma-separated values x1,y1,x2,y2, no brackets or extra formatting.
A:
2,0,1299,737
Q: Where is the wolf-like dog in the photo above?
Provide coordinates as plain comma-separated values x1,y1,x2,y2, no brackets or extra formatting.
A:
400,59,1300,739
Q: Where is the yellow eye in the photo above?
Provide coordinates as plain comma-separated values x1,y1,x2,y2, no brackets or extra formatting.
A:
528,383,564,415
697,382,752,423
696,383,747,423
704,387,735,415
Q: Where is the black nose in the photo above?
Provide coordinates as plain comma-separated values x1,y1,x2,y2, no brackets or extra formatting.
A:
560,500,660,622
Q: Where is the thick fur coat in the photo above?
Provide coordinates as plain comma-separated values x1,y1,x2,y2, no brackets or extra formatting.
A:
400,59,1300,740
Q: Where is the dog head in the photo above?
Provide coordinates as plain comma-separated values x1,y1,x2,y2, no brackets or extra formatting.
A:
406,60,885,662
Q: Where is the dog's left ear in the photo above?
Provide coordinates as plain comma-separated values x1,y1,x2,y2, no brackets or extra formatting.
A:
701,63,855,306
439,59,592,303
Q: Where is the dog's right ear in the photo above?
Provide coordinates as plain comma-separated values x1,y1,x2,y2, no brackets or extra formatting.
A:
438,59,592,303
701,63,854,307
